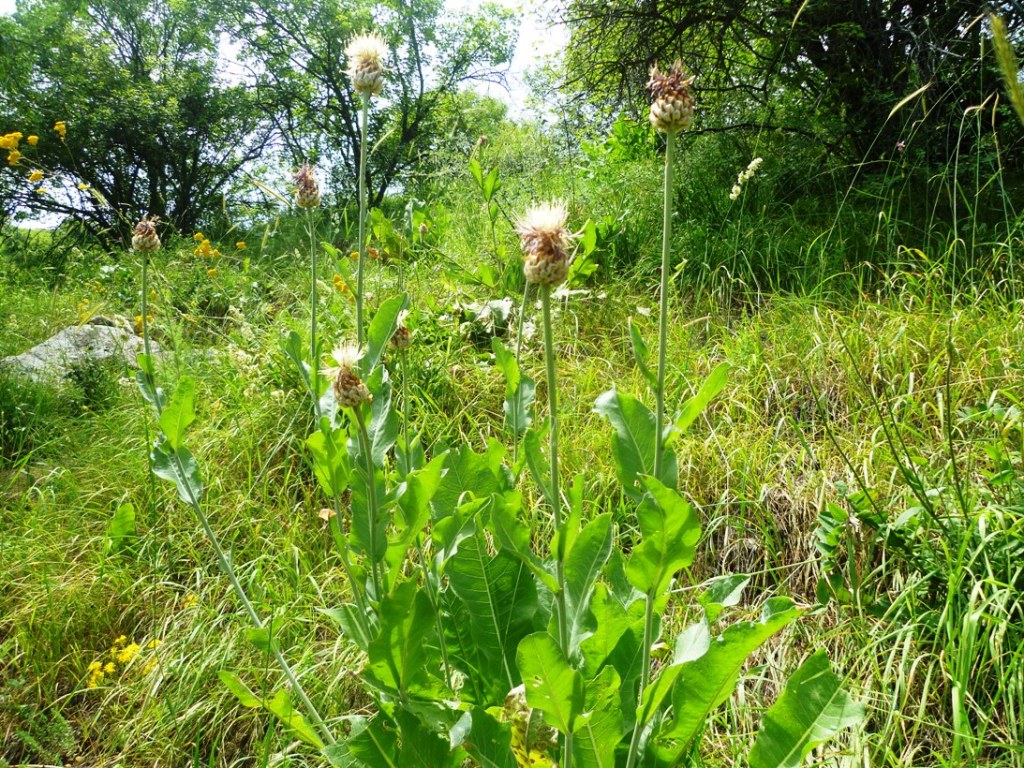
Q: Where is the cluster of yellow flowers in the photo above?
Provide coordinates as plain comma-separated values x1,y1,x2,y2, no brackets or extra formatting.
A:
85,635,161,689
134,314,154,334
193,233,222,259
333,273,354,300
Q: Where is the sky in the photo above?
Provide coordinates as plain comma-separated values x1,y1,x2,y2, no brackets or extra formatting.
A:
0,0,568,114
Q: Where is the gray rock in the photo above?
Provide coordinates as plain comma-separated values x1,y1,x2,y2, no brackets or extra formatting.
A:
0,317,157,384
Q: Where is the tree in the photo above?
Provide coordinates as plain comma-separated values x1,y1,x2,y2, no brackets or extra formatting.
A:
558,0,1024,161
223,0,517,206
0,0,275,242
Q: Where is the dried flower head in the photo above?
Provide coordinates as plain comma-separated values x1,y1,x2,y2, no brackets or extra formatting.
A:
132,215,161,253
392,323,413,351
647,61,695,134
516,202,574,287
294,163,321,208
330,342,371,409
346,33,388,97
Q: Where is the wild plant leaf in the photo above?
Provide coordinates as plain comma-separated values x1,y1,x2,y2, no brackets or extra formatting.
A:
665,362,729,445
448,530,539,695
483,166,501,201
367,378,399,468
523,427,554,506
305,428,351,496
320,603,373,652
397,431,427,478
673,620,712,664
749,651,864,768
468,157,484,189
104,503,136,556
432,444,506,521
581,218,598,255
151,437,203,505
493,337,535,437
490,491,560,593
265,687,324,748
394,452,446,526
628,319,657,388
159,376,195,450
552,473,585,563
244,626,279,655
218,670,262,707
517,632,585,734
325,714,398,767
280,330,311,387
625,477,700,599
350,467,390,563
594,389,677,498
579,583,637,675
361,293,409,378
658,598,803,752
700,574,750,624
450,708,516,768
573,667,625,768
365,580,436,694
564,513,614,652
395,709,460,767
135,353,164,411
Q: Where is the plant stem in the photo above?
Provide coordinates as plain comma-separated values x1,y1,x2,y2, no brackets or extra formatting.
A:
140,250,152,361
541,286,573,768
512,281,529,465
307,208,320,419
356,95,369,347
354,406,384,599
654,130,676,481
400,349,411,476
624,593,656,768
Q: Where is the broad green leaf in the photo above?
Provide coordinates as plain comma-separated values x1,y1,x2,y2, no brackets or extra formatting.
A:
659,598,803,751
305,428,351,496
365,580,437,694
483,166,501,201
490,492,560,593
523,427,553,506
135,353,164,411
280,330,311,387
395,709,459,767
625,477,700,598
581,218,598,255
159,377,195,450
151,438,203,505
573,664,624,768
325,714,398,767
265,687,324,748
349,466,390,564
244,626,279,655
628,319,657,388
700,574,750,624
432,444,506,521
104,503,136,556
218,670,262,707
450,708,516,768
564,513,614,651
320,603,373,652
665,363,729,445
387,453,447,574
580,583,638,675
367,378,399,468
361,294,409,378
468,157,484,188
517,632,585,734
493,337,535,437
593,389,677,498
748,650,864,768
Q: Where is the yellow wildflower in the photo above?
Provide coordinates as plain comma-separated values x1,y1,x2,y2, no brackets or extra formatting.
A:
142,658,159,675
27,135,38,145
211,248,221,258
349,251,359,260
235,241,246,250
333,273,349,292
113,635,128,648
86,660,105,688
28,170,43,182
103,662,116,674
114,642,140,665
181,593,199,609
134,315,154,334
7,150,22,165
150,289,157,300
77,182,90,190
193,232,204,241
147,638,161,650
206,268,218,278
35,188,47,194
54,121,67,139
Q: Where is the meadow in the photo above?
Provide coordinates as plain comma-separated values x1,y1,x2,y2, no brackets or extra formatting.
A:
2,13,1024,768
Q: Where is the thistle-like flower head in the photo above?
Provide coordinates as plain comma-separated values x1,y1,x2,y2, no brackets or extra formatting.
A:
516,202,574,287
647,60,695,134
346,32,388,97
330,342,371,409
294,163,321,209
132,215,161,253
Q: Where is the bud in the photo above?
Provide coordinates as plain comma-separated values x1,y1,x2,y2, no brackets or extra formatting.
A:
647,61,695,135
330,343,371,409
346,33,388,98
516,202,574,287
294,164,321,208
418,222,428,238
391,324,413,351
132,216,161,253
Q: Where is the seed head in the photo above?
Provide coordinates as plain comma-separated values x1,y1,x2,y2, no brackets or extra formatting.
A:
330,342,371,409
294,163,321,208
516,202,574,287
346,33,388,97
647,61,695,134
132,215,161,253
391,323,413,351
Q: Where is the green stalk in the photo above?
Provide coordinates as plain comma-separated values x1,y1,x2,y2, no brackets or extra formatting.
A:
512,281,529,465
653,130,676,480
307,208,320,419
140,250,152,361
139,249,158,513
400,349,411,476
354,406,384,599
624,594,656,768
356,95,369,347
541,286,573,768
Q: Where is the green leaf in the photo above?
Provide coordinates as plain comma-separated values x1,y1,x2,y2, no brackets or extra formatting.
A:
361,294,409,378
395,709,459,767
320,603,373,652
483,166,501,201
573,665,624,768
244,627,278,655
305,427,351,497
135,353,164,412
523,427,554,506
432,444,507,521
517,632,585,734
367,378,400,468
625,477,700,598
658,598,803,753
665,363,729,445
104,503,136,556
628,319,657,388
748,650,865,768
451,708,516,768
490,492,560,593
159,376,195,450
493,338,535,437
564,513,614,651
365,580,437,694
218,670,262,707
581,218,598,255
280,330,311,388
580,583,639,675
325,714,398,767
265,687,324,748
700,574,750,624
151,437,203,505
468,157,484,189
593,389,677,498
